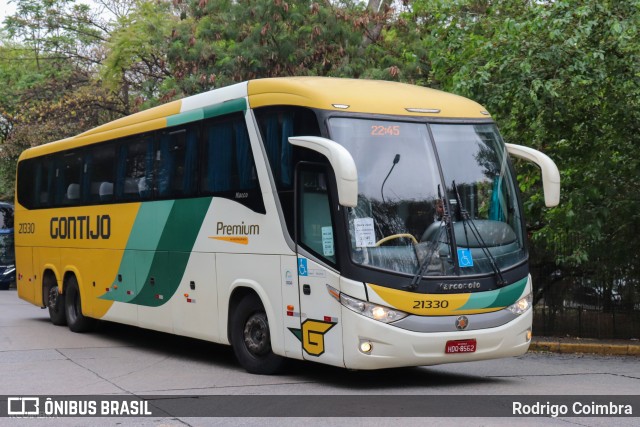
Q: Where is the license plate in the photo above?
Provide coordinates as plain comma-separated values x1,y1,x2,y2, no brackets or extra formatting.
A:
445,339,477,354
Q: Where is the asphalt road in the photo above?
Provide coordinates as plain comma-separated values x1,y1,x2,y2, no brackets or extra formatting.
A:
0,289,638,426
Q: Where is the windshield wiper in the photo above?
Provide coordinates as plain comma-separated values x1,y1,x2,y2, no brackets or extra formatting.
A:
451,180,506,286
404,188,451,291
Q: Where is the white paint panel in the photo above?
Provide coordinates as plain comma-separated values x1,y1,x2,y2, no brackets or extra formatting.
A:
180,82,249,113
192,198,291,255
172,252,219,341
216,253,284,352
280,255,303,360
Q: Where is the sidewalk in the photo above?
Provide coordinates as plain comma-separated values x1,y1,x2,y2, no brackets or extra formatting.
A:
530,336,640,356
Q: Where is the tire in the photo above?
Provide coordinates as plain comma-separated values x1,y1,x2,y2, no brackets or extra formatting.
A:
45,275,67,326
64,276,96,333
230,294,286,375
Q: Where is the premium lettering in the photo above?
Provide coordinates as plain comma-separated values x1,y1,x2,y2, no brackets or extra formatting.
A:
216,221,259,235
50,215,111,239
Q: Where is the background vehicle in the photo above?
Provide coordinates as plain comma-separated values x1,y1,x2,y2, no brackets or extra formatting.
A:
0,202,15,290
15,78,559,373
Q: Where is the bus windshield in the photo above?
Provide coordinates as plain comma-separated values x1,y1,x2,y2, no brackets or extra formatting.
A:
329,118,525,279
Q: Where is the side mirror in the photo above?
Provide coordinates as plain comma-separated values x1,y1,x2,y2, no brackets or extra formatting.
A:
288,136,358,207
506,143,560,207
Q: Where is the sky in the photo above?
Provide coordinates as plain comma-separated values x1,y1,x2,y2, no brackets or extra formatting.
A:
0,1,17,24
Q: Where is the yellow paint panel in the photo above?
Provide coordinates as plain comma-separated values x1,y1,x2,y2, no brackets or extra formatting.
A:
79,100,181,137
368,284,501,316
15,203,141,318
19,118,169,161
248,77,488,118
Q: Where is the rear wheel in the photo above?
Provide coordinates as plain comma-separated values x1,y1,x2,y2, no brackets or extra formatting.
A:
45,275,66,326
64,276,96,333
231,294,285,375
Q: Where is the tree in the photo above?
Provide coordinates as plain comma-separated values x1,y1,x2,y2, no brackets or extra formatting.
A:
407,0,640,310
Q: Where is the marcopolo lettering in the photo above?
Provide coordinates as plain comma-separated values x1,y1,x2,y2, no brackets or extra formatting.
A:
216,221,259,236
50,215,111,239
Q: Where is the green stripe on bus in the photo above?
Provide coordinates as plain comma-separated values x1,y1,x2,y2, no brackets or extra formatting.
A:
203,98,247,119
100,201,174,303
166,109,205,127
100,198,212,305
165,98,247,127
457,276,528,311
127,201,174,250
129,197,212,307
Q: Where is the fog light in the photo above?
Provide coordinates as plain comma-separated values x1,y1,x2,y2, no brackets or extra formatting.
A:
359,341,373,353
526,328,532,342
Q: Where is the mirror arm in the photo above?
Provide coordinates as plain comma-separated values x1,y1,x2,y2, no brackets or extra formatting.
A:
506,143,560,207
288,136,358,207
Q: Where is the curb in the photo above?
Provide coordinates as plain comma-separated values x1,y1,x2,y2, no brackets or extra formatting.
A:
529,340,640,356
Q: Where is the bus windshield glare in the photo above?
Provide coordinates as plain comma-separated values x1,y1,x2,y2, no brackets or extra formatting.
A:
329,118,525,279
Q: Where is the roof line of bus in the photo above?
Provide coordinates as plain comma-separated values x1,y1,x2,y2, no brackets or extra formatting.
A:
18,77,490,160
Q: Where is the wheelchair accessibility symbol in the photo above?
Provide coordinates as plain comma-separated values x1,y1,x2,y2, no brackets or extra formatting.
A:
298,258,308,276
457,248,474,268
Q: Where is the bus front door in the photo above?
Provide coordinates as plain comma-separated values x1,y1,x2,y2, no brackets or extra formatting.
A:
295,167,344,367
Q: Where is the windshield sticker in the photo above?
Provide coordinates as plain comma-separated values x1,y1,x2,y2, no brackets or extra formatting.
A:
321,226,334,257
457,248,474,268
354,217,376,247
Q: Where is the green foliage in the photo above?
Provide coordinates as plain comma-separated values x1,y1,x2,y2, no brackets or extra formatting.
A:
411,0,640,307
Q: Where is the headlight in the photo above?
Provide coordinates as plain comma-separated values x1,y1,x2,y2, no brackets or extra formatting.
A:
327,285,408,323
507,293,532,315
2,266,15,276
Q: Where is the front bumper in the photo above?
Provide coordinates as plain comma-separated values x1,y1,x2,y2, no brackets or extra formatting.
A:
342,305,532,370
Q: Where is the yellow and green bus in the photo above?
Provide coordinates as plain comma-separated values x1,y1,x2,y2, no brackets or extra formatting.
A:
15,77,560,374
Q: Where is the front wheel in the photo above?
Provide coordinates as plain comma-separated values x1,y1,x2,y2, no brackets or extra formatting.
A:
64,276,96,333
230,294,285,375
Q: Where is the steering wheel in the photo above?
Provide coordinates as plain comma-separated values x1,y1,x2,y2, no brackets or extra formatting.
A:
375,233,418,246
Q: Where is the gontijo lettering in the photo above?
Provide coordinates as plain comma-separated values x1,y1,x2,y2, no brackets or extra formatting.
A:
50,215,111,239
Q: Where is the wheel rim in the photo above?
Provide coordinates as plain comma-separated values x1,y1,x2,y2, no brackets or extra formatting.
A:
243,313,270,356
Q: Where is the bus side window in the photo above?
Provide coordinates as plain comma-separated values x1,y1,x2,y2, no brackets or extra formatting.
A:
298,169,336,264
158,125,197,198
254,107,322,236
200,114,264,213
56,152,84,205
16,159,36,209
86,143,116,203
117,136,155,201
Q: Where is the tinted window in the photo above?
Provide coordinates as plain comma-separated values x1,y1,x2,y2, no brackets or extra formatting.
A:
201,114,264,213
117,135,154,201
16,112,264,212
86,143,116,202
158,125,198,198
254,107,322,234
56,152,84,205
298,169,336,265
